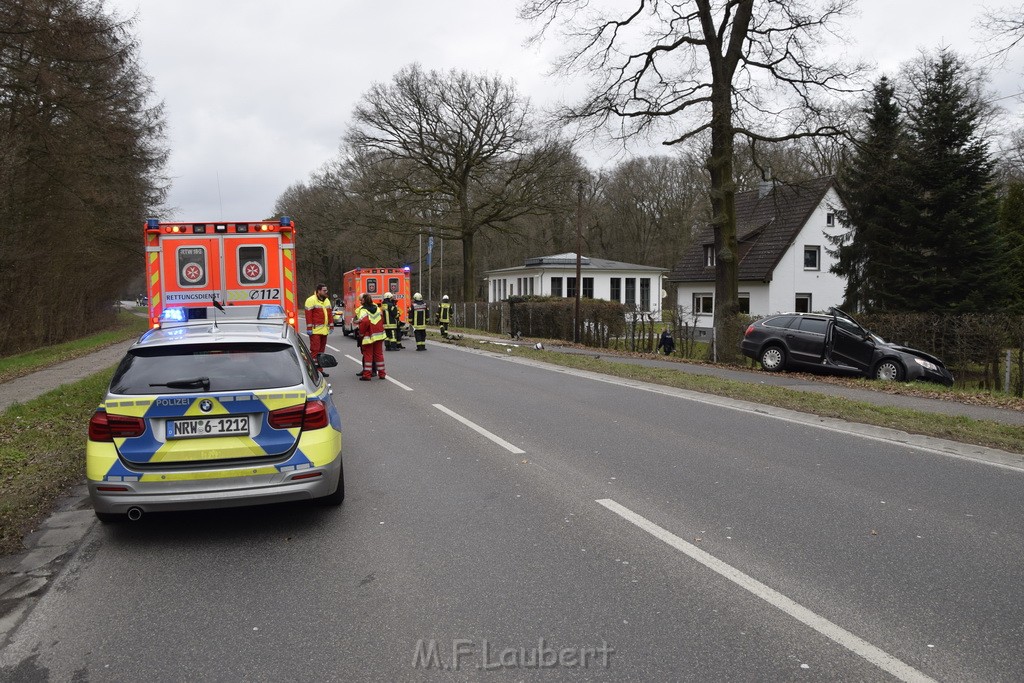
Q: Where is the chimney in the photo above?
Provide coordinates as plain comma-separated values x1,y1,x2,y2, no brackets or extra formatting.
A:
758,172,774,199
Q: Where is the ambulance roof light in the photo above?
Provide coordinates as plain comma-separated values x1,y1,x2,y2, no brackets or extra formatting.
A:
279,216,291,226
146,218,159,229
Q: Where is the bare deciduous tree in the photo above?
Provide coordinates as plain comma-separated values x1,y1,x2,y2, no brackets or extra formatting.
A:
344,63,578,301
520,0,864,360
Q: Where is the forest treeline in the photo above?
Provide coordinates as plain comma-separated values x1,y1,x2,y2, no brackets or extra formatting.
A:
0,0,167,354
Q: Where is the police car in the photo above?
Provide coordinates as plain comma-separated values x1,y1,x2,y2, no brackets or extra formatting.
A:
87,316,343,522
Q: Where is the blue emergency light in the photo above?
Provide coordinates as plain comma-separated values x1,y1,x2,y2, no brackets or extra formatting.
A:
159,307,188,323
257,304,286,320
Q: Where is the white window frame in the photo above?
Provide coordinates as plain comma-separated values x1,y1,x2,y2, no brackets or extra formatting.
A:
826,212,835,227
693,293,714,314
803,246,820,271
795,293,812,313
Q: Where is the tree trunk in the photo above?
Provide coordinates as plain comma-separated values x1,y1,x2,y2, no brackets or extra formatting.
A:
707,93,741,363
461,230,475,302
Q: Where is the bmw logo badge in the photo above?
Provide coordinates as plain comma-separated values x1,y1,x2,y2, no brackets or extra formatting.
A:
199,399,214,413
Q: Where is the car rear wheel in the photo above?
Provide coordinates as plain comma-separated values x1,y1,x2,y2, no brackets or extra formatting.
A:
874,359,905,382
759,345,786,372
316,466,345,506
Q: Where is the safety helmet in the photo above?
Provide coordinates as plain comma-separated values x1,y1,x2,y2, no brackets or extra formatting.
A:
383,291,393,300
413,292,423,301
442,295,449,301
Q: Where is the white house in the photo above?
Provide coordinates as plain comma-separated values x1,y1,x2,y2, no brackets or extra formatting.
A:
669,176,848,330
484,253,669,320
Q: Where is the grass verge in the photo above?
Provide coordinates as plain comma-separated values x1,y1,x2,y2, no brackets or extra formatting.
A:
0,312,148,383
440,333,1024,456
0,368,114,555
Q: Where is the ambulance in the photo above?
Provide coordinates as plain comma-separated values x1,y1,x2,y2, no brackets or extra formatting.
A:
144,217,299,331
339,266,412,335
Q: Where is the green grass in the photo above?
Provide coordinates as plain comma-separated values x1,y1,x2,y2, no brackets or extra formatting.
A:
439,333,1024,456
0,312,149,383
0,369,114,554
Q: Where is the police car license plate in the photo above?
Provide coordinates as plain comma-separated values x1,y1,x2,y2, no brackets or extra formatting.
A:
167,416,250,439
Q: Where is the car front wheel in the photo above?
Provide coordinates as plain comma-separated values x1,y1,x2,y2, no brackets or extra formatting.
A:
759,345,786,372
874,359,904,382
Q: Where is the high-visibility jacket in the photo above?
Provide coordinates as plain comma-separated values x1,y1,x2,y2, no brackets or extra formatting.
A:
304,294,333,335
410,301,429,329
382,302,399,330
438,301,451,324
358,305,387,345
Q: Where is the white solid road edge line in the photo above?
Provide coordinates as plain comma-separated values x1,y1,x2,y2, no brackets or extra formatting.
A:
596,498,938,683
434,404,526,454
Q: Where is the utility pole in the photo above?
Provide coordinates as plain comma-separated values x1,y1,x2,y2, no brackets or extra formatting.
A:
575,179,583,343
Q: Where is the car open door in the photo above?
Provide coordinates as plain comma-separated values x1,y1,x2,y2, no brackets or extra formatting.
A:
827,308,876,372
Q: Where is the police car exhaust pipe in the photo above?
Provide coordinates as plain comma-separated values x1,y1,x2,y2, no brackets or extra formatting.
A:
127,507,143,521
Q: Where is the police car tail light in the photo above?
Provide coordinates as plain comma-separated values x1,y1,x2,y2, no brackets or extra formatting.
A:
268,401,328,431
89,411,145,441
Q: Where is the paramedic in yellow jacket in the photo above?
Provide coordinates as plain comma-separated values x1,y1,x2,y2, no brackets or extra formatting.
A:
304,283,333,361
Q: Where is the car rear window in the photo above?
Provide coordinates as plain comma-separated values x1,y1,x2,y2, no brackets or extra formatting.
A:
109,342,304,395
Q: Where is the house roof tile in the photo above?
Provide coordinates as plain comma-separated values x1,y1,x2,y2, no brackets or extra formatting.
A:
668,176,836,283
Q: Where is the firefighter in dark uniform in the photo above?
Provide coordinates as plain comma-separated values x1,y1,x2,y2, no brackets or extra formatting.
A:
437,294,452,338
382,292,399,351
410,292,429,351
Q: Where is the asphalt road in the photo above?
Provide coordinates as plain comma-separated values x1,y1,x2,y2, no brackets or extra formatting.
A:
1,340,1022,681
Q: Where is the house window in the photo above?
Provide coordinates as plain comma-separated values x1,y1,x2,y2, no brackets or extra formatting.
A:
529,277,535,295
625,278,636,305
567,277,577,297
610,278,621,302
501,279,507,299
795,293,811,313
826,212,835,227
804,246,820,270
582,277,594,298
551,277,562,297
739,293,750,314
704,245,716,267
693,293,713,314
640,278,651,311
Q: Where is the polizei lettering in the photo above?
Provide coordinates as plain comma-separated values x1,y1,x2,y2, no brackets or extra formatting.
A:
156,398,191,406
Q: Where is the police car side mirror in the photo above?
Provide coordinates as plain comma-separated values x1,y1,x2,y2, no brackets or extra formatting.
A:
317,353,339,368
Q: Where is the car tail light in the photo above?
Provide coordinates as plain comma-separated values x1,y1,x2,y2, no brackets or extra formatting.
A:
268,401,329,431
744,324,756,336
89,411,145,441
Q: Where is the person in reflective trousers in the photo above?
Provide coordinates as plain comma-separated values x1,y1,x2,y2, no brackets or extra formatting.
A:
357,293,387,380
410,292,429,351
437,294,451,338
381,292,399,351
304,283,333,364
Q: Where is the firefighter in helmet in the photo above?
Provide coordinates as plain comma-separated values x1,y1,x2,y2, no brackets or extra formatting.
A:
437,294,452,338
409,292,429,351
381,292,399,351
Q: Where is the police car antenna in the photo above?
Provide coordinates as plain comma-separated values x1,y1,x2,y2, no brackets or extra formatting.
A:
211,295,225,330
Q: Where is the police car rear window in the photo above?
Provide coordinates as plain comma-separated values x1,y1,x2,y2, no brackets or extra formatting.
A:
109,342,303,395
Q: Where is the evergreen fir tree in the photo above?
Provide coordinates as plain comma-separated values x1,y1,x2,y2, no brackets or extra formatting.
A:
832,77,911,311
997,180,1024,315
901,49,1008,312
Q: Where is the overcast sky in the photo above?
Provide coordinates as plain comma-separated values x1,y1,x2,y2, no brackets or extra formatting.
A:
102,0,1024,221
